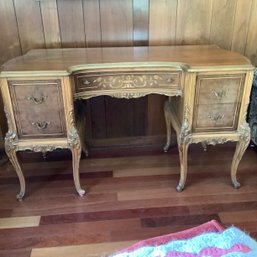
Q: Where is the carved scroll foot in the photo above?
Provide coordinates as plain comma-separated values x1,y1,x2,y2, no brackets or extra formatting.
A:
16,191,25,201
77,188,86,196
231,123,250,189
6,148,26,200
177,140,189,192
42,152,47,159
163,143,170,153
176,183,184,192
163,101,172,152
82,147,89,158
201,142,207,152
232,180,241,189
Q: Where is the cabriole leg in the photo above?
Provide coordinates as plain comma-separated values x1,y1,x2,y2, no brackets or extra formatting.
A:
70,145,86,196
231,138,250,189
68,128,86,196
176,140,190,192
6,148,25,201
5,131,25,201
231,124,251,189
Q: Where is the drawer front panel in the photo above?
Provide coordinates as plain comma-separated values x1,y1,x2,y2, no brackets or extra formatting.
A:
75,72,181,92
193,75,245,132
196,75,245,105
194,103,238,131
9,80,66,138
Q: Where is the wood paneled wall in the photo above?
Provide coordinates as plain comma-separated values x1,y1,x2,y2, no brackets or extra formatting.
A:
1,0,257,148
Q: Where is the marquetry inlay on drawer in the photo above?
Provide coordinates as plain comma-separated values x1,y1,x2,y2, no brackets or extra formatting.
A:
8,80,66,138
74,72,181,97
193,74,245,132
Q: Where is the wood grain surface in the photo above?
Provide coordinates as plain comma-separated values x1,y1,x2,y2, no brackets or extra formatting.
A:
0,143,257,256
1,0,257,149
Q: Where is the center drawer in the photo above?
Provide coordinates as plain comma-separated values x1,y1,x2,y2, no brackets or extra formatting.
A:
74,72,181,93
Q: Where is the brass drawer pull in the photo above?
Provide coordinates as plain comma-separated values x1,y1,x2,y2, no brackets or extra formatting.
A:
208,113,225,122
212,89,226,100
31,121,50,130
27,94,48,104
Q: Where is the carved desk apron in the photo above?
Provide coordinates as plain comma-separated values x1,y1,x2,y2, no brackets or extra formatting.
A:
0,45,254,199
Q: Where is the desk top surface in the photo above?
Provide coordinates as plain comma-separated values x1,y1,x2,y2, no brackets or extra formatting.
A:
0,45,253,75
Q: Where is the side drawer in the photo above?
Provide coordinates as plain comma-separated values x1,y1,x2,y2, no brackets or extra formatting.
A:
8,80,66,138
193,74,245,132
195,75,245,104
194,103,238,130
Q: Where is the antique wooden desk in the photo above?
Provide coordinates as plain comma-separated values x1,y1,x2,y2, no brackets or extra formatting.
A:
0,45,254,200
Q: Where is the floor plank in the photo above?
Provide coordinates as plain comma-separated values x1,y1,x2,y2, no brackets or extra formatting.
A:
0,216,40,229
0,144,256,256
30,240,138,257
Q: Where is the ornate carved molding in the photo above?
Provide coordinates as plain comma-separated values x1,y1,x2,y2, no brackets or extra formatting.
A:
3,105,16,153
179,104,191,144
109,92,177,99
67,127,80,149
193,137,231,145
18,145,63,153
68,104,76,128
179,121,190,142
184,104,190,120
67,103,81,149
76,90,182,100
5,131,18,152
238,122,251,142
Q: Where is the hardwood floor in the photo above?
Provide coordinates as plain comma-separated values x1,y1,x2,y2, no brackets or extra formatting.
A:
0,143,257,257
